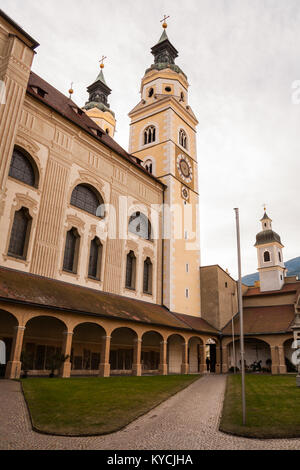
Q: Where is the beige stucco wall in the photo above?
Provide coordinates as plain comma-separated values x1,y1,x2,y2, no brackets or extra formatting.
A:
0,90,164,303
200,265,238,330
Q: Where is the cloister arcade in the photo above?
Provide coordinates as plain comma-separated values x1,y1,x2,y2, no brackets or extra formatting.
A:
0,308,220,379
222,334,294,374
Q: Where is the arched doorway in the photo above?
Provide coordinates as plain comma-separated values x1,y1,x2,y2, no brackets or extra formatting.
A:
284,338,297,372
167,334,185,374
71,323,106,376
0,310,18,378
141,331,162,375
23,316,67,376
228,337,271,372
206,338,217,373
110,327,137,375
188,337,203,374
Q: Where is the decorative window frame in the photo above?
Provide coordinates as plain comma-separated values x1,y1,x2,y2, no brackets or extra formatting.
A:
178,126,189,152
85,225,106,285
123,241,139,293
67,172,106,220
60,215,85,279
142,247,154,296
4,193,38,266
143,157,156,176
140,122,159,149
10,137,43,191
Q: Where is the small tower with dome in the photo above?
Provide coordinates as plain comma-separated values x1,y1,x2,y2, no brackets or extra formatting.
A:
83,58,116,137
255,210,286,292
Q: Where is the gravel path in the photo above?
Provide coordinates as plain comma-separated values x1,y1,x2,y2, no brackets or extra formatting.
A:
0,375,299,450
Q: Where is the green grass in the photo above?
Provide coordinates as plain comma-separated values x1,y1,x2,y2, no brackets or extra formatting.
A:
220,374,300,438
21,375,200,436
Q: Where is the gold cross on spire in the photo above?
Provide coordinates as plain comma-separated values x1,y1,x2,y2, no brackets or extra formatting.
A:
99,55,107,69
160,15,170,29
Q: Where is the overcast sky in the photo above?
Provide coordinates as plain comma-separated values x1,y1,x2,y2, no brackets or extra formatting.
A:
1,0,299,279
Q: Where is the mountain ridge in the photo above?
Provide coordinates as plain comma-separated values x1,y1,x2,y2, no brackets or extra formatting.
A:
242,256,300,286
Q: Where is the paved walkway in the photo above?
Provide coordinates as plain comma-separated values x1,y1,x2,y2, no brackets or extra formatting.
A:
0,375,299,450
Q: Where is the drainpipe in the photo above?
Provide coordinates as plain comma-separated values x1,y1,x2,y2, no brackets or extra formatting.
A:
161,186,165,306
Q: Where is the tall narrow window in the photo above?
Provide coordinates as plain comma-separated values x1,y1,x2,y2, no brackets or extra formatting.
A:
278,252,282,262
63,228,80,273
143,257,153,294
144,159,153,175
179,129,187,149
264,251,270,262
9,147,38,188
144,126,156,145
125,251,136,289
88,237,102,280
8,207,32,259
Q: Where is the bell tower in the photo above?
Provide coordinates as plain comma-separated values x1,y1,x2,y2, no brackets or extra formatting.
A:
255,210,286,292
83,58,116,137
128,19,201,317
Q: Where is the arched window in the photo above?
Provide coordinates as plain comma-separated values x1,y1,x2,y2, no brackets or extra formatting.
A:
264,251,270,262
88,237,102,280
148,88,154,98
125,251,136,290
144,126,156,145
144,159,153,175
63,227,80,273
9,147,38,188
8,207,32,259
70,184,104,217
179,129,187,149
128,212,152,240
143,258,153,295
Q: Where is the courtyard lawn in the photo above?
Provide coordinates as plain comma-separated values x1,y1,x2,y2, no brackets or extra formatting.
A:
21,374,200,436
220,374,300,438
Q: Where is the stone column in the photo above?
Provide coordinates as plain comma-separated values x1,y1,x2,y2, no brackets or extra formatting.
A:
99,336,111,377
271,346,279,374
216,346,221,374
200,343,207,373
159,340,168,375
278,345,287,374
5,326,25,379
133,338,142,376
60,331,73,378
222,346,229,373
181,341,189,375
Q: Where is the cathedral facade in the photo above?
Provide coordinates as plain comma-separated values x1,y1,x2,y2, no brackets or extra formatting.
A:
0,9,298,381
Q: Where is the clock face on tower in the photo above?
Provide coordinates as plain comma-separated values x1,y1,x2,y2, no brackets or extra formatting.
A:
176,154,193,184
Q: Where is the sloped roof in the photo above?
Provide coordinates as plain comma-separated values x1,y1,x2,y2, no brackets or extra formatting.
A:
172,312,218,335
244,282,300,297
0,267,217,334
222,305,295,336
26,72,164,187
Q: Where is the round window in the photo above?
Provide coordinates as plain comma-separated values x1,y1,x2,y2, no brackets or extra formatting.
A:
165,86,172,92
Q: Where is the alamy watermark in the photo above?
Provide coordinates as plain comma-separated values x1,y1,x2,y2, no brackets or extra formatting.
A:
291,80,300,104
0,80,6,105
291,338,300,367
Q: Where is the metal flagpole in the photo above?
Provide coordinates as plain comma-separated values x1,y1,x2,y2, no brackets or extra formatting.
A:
232,316,236,374
234,208,246,426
